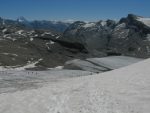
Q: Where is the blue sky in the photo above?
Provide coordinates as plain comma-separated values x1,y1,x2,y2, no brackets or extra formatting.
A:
0,0,149,21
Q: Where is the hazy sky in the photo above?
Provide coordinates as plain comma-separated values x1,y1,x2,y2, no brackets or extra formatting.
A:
0,0,149,21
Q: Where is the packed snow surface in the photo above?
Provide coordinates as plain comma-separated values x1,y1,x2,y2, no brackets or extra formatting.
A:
87,56,143,70
0,70,93,94
0,58,150,113
65,56,142,72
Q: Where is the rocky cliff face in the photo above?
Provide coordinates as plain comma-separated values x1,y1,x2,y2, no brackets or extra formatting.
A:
62,20,116,55
62,14,150,58
109,14,150,58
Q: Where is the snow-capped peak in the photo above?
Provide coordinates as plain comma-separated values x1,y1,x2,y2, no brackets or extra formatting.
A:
100,21,107,26
83,22,96,28
17,16,28,23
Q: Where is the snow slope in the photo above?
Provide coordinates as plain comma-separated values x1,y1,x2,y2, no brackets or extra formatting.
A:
0,58,150,113
87,56,143,70
0,70,93,94
65,56,143,72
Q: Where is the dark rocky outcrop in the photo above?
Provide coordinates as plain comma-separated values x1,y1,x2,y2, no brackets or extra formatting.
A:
62,14,150,58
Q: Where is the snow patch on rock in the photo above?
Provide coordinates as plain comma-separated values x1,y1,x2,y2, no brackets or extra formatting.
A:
0,53,18,57
83,22,96,28
30,38,33,41
50,41,55,44
0,59,43,71
2,29,7,33
101,21,107,26
16,30,24,35
55,66,64,69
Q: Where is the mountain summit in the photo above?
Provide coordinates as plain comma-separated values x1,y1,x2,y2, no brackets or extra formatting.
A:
17,16,28,23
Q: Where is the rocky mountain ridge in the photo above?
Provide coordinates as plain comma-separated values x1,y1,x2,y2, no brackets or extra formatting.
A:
62,14,150,58
1,17,71,32
0,14,150,70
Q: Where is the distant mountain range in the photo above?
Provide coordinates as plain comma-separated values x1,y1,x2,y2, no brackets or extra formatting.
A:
1,16,72,32
0,14,150,70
